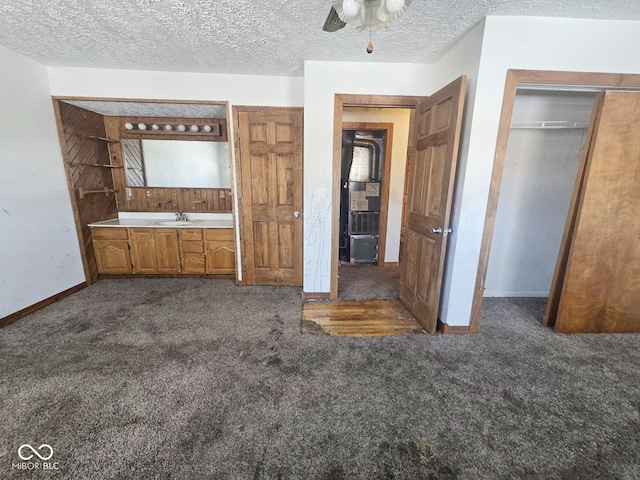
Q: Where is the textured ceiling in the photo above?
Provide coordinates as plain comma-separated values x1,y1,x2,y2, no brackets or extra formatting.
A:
1,1,639,77
62,100,227,118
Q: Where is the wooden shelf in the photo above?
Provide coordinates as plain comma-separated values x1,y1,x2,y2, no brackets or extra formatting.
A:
77,134,119,143
78,188,116,199
79,163,123,168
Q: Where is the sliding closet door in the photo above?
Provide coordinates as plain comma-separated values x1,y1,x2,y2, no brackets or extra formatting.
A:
553,91,640,334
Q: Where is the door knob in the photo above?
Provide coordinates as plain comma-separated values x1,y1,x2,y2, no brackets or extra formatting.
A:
293,211,301,218
432,227,453,235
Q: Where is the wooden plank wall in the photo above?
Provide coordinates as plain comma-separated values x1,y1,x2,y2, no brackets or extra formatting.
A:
57,102,118,283
122,187,233,212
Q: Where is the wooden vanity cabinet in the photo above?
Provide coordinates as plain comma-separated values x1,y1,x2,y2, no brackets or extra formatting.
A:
92,228,132,274
205,229,236,274
129,228,180,273
91,226,234,275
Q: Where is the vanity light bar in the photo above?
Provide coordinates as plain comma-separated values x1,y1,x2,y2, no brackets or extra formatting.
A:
123,122,218,134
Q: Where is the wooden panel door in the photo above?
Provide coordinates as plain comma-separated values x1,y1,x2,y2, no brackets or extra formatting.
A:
237,108,303,285
129,228,158,273
399,76,466,333
155,229,181,273
554,91,640,334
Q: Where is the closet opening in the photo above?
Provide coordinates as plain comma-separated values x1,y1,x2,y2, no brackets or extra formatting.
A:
481,88,596,324
471,69,640,333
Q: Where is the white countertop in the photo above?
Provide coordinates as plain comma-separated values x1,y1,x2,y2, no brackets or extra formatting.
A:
88,218,234,229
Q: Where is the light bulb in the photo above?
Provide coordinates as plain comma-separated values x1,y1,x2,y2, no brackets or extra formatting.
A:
124,122,133,130
165,125,172,131
203,125,212,132
342,0,360,17
137,123,147,130
190,125,199,132
367,41,373,54
385,0,404,13
177,124,186,132
151,124,159,130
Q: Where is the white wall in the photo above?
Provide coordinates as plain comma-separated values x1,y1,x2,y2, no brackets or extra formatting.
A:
484,91,595,296
0,47,85,318
342,107,411,263
431,21,485,325
48,66,304,279
303,61,433,293
441,17,640,326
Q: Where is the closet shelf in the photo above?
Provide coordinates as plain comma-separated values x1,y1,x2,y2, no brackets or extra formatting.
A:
511,120,590,130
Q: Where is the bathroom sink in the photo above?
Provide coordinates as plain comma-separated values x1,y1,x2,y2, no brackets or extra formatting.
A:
159,220,192,226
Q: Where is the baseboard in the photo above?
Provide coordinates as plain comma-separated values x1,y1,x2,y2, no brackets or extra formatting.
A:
302,291,330,300
437,318,470,334
0,282,87,329
382,262,399,267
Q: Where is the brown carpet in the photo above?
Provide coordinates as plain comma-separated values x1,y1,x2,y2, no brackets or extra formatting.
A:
1,279,639,479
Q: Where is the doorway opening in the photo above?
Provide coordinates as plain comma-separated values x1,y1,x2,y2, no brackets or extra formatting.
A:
472,70,640,333
330,96,422,301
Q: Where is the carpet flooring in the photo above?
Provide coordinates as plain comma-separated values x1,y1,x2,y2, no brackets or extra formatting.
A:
1,279,639,479
338,263,400,301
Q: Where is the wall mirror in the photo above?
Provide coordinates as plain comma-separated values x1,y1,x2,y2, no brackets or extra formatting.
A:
122,139,231,189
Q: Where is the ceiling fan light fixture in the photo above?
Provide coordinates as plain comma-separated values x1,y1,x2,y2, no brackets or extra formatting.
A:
333,0,411,32
342,0,362,17
376,0,412,24
385,0,405,13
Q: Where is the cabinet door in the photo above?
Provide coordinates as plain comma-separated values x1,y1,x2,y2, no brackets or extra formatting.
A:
155,229,181,273
128,228,158,273
205,240,236,274
94,240,132,274
183,253,206,273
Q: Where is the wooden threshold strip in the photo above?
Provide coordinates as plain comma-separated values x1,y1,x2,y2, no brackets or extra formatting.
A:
301,299,425,337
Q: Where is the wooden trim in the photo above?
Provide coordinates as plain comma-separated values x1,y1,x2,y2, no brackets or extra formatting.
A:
342,122,394,266
302,291,331,300
232,106,248,285
382,262,399,267
0,283,87,329
437,318,470,335
330,95,344,300
469,70,640,334
338,94,423,109
53,96,228,106
51,99,93,284
331,94,422,300
223,102,242,286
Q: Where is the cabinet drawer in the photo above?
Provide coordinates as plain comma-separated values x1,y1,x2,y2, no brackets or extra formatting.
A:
91,227,128,240
182,241,204,253
180,229,203,241
205,228,234,241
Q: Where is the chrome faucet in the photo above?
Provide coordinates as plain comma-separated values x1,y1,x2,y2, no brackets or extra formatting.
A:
175,211,188,222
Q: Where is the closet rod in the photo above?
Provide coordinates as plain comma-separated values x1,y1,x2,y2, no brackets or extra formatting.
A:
511,120,589,130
